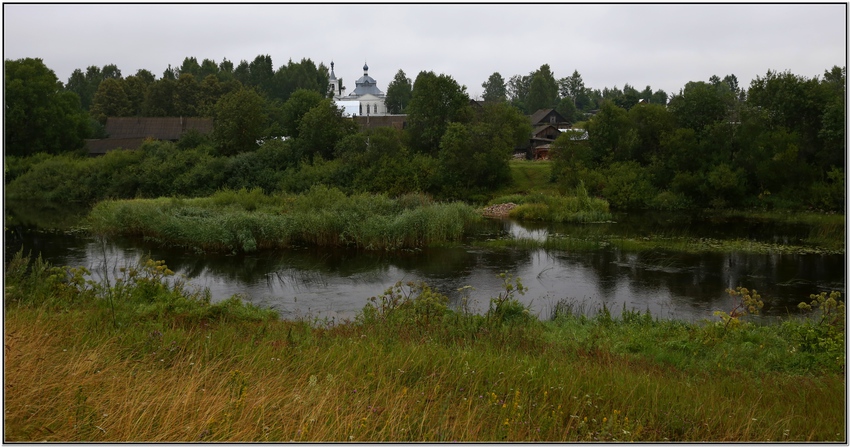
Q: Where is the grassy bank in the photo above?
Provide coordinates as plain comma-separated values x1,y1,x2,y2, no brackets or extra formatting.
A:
86,186,481,253
4,253,845,442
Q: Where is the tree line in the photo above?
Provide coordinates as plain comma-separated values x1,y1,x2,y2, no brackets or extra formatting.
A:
4,55,845,210
550,67,845,211
5,56,529,202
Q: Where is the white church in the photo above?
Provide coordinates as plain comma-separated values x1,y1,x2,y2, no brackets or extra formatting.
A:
329,62,389,117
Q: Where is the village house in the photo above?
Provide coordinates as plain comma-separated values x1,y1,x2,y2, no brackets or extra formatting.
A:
517,108,573,160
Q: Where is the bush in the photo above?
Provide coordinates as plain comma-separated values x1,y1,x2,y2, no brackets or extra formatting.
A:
600,161,657,209
648,190,692,211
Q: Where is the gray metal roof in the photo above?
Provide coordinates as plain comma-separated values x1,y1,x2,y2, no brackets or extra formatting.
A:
348,63,384,97
350,75,384,96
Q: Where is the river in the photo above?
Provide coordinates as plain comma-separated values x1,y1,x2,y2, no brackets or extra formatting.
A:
4,203,845,322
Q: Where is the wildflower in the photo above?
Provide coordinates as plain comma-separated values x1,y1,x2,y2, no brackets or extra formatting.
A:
603,417,607,423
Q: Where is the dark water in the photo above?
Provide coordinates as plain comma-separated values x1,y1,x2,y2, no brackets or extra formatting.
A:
4,204,845,322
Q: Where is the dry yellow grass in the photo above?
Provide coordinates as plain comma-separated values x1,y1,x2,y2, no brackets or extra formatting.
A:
5,304,845,443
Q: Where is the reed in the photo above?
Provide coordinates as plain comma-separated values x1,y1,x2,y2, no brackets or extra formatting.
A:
86,186,481,253
4,253,845,442
490,184,612,223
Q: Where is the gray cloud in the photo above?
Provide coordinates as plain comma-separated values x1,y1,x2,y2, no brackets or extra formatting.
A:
4,3,845,98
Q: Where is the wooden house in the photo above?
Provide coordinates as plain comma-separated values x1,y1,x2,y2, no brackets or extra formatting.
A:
529,108,571,129
85,117,213,156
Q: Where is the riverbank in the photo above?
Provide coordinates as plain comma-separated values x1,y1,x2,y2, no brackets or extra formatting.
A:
4,253,844,442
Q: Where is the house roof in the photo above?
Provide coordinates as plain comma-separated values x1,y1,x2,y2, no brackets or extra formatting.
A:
529,108,569,126
532,124,560,137
85,138,148,155
104,117,213,140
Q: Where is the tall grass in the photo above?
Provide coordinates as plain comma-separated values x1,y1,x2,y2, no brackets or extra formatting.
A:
86,186,482,253
4,253,845,442
491,183,612,223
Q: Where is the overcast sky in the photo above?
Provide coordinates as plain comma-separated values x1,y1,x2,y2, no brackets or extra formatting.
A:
4,3,847,98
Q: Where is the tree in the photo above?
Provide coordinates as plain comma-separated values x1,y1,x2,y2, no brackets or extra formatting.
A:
477,101,533,150
249,54,275,95
65,68,92,110
178,57,201,77
550,129,596,190
384,69,413,114
585,100,631,162
667,81,729,133
5,58,90,156
558,70,585,106
142,79,176,116
213,87,268,155
651,89,668,106
199,58,219,79
123,72,155,116
626,102,675,165
162,64,177,81
507,74,531,113
405,71,472,154
218,58,234,82
747,69,828,163
280,89,324,139
174,73,201,116
527,64,559,112
481,72,507,102
615,83,640,110
817,66,846,170
436,102,530,198
66,64,123,111
271,58,329,101
90,77,132,123
555,96,578,123
296,99,358,161
197,74,224,117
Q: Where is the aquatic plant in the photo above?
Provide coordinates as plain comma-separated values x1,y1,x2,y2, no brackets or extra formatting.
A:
490,183,612,223
86,186,482,253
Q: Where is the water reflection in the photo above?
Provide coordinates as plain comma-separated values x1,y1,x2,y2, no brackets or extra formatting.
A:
4,213,844,323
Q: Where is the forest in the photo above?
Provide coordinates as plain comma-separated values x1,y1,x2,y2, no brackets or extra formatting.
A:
4,54,845,211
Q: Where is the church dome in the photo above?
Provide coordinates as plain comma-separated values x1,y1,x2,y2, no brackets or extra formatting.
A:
350,62,384,97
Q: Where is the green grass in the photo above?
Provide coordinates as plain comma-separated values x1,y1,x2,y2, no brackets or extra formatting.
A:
3,252,845,442
86,186,482,253
489,181,613,224
494,160,559,196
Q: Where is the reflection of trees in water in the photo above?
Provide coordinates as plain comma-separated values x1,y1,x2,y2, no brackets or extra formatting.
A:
573,247,845,317
9,218,845,321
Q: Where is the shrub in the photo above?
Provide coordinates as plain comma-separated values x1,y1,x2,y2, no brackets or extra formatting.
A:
600,161,657,209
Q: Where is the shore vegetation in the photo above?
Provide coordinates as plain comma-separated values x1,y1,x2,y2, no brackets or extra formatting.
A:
4,252,844,442
86,186,481,253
